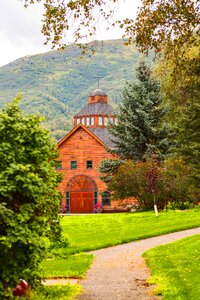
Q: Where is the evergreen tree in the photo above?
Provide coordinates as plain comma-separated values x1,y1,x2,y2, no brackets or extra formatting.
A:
109,61,169,160
98,158,125,186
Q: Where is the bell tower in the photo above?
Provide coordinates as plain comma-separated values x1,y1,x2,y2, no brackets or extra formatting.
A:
73,88,116,128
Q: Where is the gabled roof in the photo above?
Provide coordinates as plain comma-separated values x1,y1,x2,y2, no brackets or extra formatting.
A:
57,123,112,149
89,128,115,148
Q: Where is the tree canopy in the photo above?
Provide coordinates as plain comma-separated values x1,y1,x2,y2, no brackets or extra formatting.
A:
22,0,200,55
132,0,200,56
155,44,200,185
107,158,195,209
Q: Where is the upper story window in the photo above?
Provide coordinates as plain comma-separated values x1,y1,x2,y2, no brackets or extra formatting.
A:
98,116,103,125
81,117,85,125
86,117,90,126
91,116,94,126
86,160,93,170
76,118,80,125
55,160,62,170
71,160,77,170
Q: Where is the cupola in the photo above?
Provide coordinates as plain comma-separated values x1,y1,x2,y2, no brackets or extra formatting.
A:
88,88,108,104
73,88,116,129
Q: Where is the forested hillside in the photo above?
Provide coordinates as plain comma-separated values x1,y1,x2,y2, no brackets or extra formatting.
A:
0,39,148,140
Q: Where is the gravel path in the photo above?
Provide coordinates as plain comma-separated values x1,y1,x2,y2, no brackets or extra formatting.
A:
78,227,200,300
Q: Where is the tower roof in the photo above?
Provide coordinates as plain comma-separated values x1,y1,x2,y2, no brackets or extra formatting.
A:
75,102,114,117
90,88,107,96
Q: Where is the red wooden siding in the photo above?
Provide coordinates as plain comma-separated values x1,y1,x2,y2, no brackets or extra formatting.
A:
57,126,116,211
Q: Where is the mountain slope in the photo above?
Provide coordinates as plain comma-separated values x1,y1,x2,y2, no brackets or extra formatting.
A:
0,39,149,139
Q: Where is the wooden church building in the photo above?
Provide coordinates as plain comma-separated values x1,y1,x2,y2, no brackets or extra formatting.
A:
57,88,118,213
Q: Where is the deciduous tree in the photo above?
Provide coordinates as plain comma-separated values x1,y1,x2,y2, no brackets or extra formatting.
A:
132,0,200,57
155,44,200,187
21,0,199,56
108,158,195,209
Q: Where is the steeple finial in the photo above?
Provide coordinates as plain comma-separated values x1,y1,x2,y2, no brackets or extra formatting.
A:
93,75,103,89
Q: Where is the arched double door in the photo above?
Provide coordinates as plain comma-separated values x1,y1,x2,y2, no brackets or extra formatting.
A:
66,175,98,213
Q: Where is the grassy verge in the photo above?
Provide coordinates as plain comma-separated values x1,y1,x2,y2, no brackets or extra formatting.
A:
60,209,200,255
143,234,200,299
41,209,200,286
31,284,82,300
42,253,93,278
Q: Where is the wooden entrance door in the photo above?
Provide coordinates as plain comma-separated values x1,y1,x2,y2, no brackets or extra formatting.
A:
67,175,97,213
70,191,94,213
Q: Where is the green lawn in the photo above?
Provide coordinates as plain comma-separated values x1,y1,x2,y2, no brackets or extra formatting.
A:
143,234,200,299
42,209,200,281
42,253,93,278
39,209,200,300
31,284,82,300
60,209,200,255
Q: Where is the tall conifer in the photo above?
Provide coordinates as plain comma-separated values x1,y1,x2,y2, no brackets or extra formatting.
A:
109,61,168,160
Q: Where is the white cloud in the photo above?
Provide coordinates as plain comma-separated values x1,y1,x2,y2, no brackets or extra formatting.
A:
0,30,49,66
0,0,44,43
0,0,49,66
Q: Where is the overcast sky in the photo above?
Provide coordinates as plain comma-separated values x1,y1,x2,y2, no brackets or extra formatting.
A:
0,0,141,67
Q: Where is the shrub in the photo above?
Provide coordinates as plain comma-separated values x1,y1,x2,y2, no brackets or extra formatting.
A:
0,98,62,298
49,236,71,250
109,158,196,210
161,158,196,209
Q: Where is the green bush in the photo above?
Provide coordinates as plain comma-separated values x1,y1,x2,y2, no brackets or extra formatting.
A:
49,236,71,250
167,200,194,210
161,158,196,209
0,98,62,298
109,158,196,210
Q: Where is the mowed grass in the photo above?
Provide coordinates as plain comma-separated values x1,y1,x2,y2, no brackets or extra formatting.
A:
42,253,93,278
32,284,82,300
41,209,200,280
61,209,200,255
143,234,200,299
